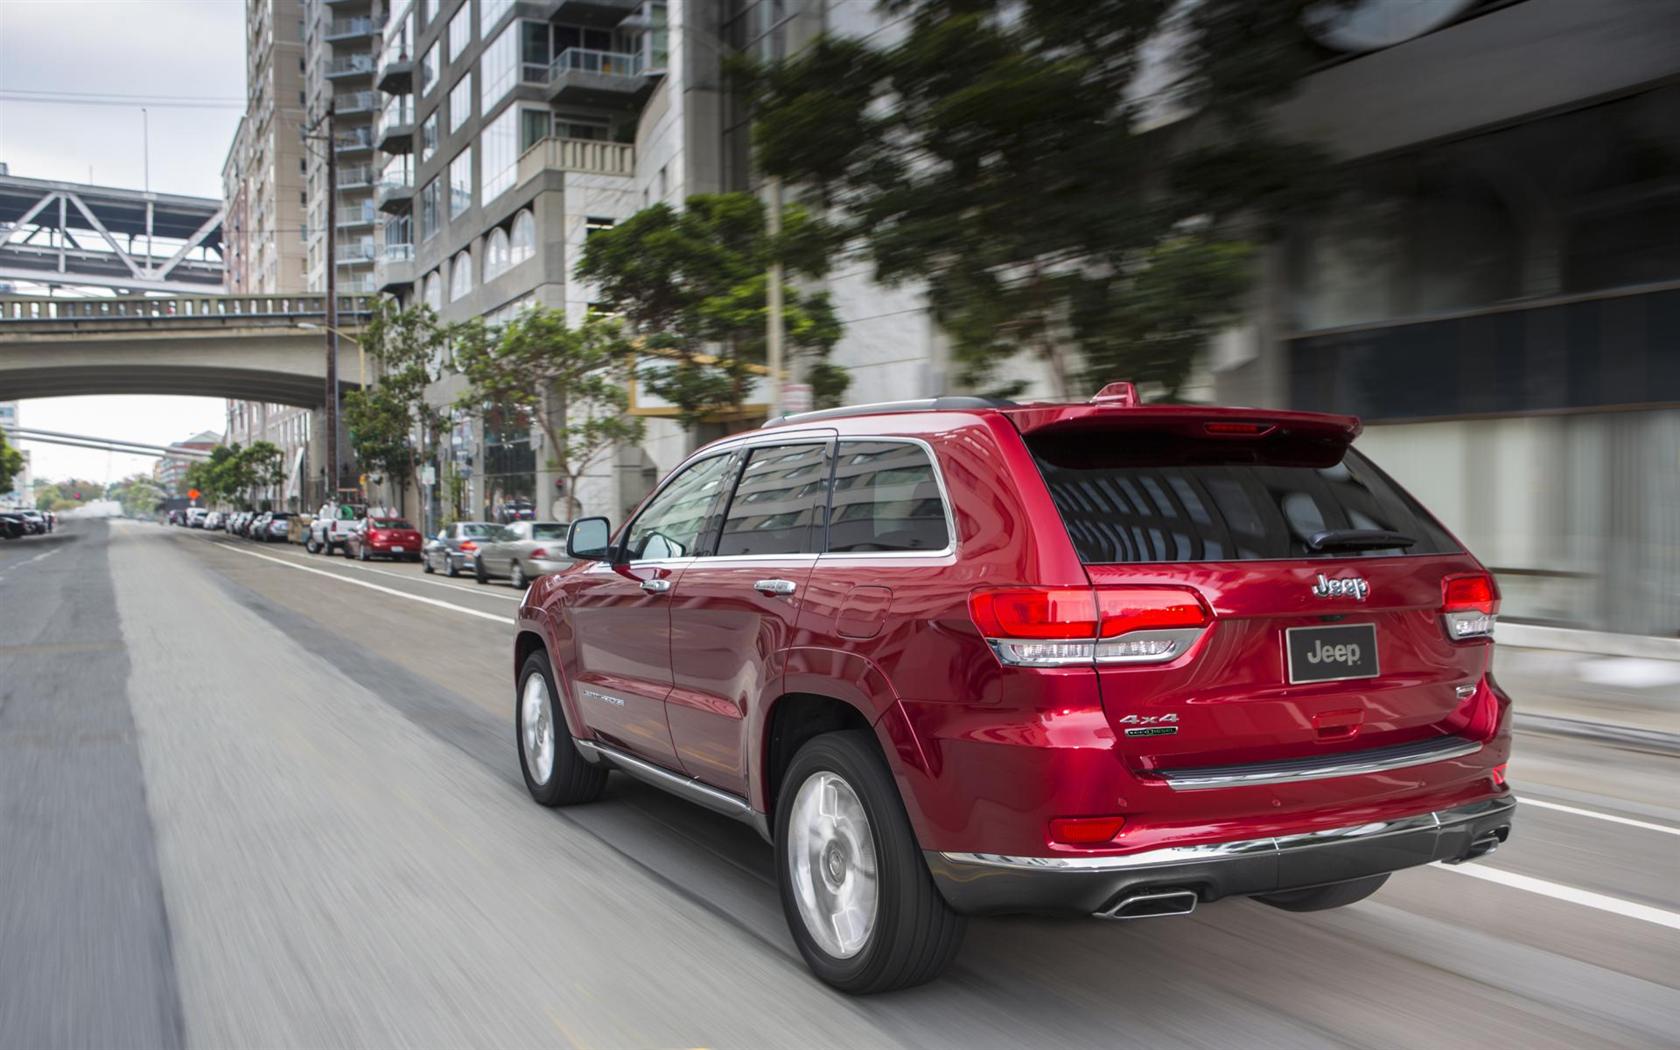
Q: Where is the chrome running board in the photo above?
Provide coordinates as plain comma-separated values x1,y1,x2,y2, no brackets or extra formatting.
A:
573,738,772,840
1155,735,1482,791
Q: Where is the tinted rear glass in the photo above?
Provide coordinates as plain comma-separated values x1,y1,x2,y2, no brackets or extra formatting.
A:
828,441,950,553
1027,433,1458,563
372,519,414,529
532,523,567,539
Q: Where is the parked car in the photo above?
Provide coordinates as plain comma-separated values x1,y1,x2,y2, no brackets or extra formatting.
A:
473,520,572,588
18,509,47,534
510,384,1516,994
204,511,224,530
346,516,424,561
186,507,209,529
247,511,272,540
422,521,497,577
306,501,365,555
258,512,294,542
0,512,25,539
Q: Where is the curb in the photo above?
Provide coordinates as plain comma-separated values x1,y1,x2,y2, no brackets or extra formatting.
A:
1514,712,1680,756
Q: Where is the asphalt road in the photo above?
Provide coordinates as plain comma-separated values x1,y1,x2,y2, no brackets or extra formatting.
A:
3,519,1677,1049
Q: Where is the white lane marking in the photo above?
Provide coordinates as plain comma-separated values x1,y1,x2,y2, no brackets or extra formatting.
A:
0,545,60,581
219,544,511,624
1517,796,1680,837
1432,862,1680,931
201,532,523,602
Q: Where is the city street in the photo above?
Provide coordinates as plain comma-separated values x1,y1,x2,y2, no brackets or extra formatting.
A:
2,519,1677,1048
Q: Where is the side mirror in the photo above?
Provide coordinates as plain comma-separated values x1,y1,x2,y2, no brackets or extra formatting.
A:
566,516,612,561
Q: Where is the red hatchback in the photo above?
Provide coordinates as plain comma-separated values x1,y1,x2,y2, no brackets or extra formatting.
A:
511,384,1514,993
346,517,424,562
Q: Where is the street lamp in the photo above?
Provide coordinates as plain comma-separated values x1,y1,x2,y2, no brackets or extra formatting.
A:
295,321,365,387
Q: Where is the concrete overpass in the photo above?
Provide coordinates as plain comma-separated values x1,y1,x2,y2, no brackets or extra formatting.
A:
0,294,372,406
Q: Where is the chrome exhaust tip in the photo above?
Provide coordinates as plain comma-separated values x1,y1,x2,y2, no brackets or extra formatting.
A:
1447,826,1509,864
1096,889,1199,920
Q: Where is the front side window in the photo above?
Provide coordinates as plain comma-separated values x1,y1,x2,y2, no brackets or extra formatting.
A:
715,443,828,556
622,455,735,561
828,441,950,553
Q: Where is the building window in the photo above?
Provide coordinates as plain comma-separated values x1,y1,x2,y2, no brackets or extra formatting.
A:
480,0,514,38
521,108,552,149
419,177,441,240
420,111,439,163
422,0,439,26
447,2,472,63
423,269,443,312
450,250,473,301
483,19,548,108
554,115,608,140
510,209,536,266
449,147,474,218
480,104,520,202
419,40,439,95
448,74,473,135
484,226,511,281
585,216,614,238
381,5,414,67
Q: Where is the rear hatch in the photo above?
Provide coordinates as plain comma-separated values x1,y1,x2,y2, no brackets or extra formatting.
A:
1013,406,1496,773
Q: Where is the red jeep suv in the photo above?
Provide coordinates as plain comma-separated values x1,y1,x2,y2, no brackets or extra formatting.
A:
511,384,1515,993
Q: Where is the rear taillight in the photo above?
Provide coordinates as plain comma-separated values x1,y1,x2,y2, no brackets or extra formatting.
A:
460,540,478,552
529,547,548,560
969,586,1209,667
1442,573,1499,641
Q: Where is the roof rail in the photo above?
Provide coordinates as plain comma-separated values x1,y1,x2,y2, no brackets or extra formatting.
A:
761,395,1019,429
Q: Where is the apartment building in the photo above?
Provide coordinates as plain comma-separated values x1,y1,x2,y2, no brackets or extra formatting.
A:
307,0,383,295
153,431,224,498
224,0,311,294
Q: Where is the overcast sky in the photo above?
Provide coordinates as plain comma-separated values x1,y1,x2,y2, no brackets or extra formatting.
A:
1,0,247,485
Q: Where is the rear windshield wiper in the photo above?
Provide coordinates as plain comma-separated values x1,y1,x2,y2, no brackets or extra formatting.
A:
1306,528,1417,552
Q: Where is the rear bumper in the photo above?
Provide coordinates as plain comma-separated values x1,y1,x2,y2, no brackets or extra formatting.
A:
926,795,1514,916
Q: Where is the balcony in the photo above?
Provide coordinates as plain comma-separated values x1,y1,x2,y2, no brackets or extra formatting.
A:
334,90,378,115
545,48,650,107
376,175,414,213
337,163,374,189
325,16,374,41
335,203,378,229
377,98,415,153
378,53,413,94
326,55,374,79
333,128,374,154
540,0,640,28
336,240,377,263
323,0,369,8
516,137,635,188
375,244,415,292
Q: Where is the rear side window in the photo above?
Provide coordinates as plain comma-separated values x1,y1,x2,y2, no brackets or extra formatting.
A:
1028,433,1458,563
715,443,829,556
828,441,950,553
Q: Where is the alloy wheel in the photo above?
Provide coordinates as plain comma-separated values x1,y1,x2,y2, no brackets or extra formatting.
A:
787,771,879,959
520,672,556,786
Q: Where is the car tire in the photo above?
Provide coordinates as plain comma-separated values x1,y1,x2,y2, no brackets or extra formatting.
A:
1254,874,1389,913
511,562,527,589
423,552,435,572
775,730,965,995
475,556,489,584
358,543,370,561
517,652,606,807
445,555,460,578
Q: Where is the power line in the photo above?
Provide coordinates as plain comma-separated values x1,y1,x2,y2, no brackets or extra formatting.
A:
0,94,244,111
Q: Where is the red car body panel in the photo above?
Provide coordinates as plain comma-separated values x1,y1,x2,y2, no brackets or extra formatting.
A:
517,397,1512,876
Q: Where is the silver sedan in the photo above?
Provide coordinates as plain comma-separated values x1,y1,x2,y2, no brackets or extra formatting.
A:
471,520,573,588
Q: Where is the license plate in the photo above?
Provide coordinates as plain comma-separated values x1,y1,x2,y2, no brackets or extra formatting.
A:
391,546,405,553
1286,623,1379,684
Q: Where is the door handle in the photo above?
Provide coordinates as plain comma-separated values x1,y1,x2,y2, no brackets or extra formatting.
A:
754,578,797,596
640,578,673,594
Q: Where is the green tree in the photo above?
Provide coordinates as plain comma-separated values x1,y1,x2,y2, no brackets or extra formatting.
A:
0,430,24,500
576,192,849,428
108,473,166,518
454,308,645,519
343,300,446,516
745,0,1329,398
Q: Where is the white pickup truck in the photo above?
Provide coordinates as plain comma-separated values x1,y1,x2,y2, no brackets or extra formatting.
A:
305,501,366,554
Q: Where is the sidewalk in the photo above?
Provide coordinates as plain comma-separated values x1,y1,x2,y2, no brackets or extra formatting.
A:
1492,627,1680,754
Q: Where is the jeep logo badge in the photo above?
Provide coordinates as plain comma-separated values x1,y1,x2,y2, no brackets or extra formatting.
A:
1312,574,1369,601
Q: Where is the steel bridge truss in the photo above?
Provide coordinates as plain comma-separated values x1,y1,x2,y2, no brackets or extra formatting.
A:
0,174,225,294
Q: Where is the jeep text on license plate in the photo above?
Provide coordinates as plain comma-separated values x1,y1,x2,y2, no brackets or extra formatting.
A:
1285,623,1379,684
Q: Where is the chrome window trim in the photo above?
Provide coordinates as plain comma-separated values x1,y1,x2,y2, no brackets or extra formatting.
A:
1156,735,1482,792
939,797,1513,872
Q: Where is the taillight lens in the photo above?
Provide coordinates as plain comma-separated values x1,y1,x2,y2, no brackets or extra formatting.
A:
1442,573,1499,641
970,586,1208,667
529,547,548,560
460,540,478,552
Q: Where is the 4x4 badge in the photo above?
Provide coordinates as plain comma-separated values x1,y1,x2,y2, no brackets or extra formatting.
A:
1119,713,1179,737
1312,574,1370,601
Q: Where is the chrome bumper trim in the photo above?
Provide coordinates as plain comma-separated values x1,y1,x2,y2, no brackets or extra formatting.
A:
939,797,1514,873
1155,736,1483,791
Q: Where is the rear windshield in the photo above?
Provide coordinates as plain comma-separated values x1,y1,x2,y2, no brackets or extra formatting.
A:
532,523,567,539
372,519,413,529
460,523,495,537
1027,432,1458,564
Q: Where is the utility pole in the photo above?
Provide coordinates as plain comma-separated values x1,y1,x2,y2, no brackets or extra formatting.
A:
765,176,784,420
318,100,342,502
